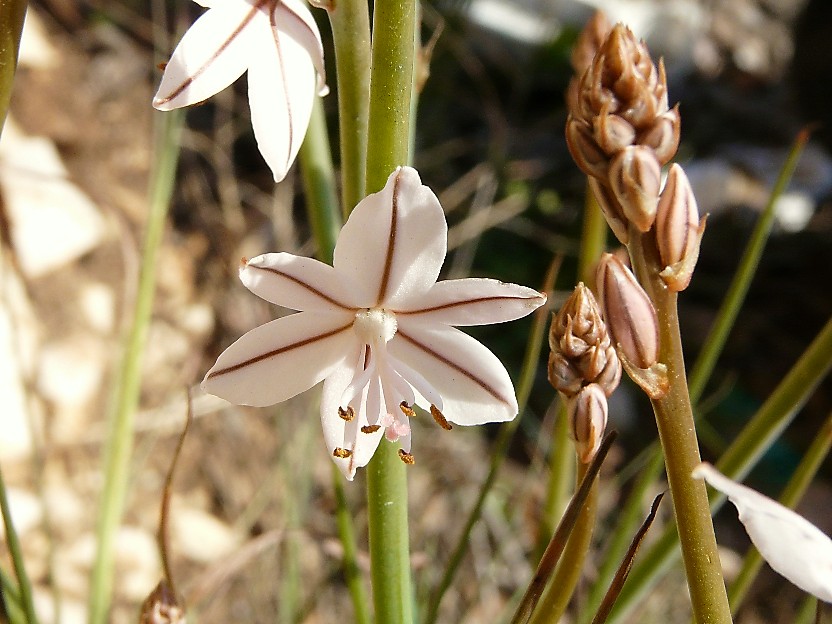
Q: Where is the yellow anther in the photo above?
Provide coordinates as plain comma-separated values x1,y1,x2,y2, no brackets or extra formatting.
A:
338,406,355,421
398,449,415,465
333,447,352,459
399,401,416,418
361,424,381,434
430,405,452,430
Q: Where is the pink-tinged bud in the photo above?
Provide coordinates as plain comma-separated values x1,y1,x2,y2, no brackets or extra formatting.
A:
568,383,608,463
596,253,659,369
589,177,629,244
656,164,707,291
609,146,662,233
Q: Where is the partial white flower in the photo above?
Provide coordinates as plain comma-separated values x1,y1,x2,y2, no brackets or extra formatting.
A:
693,462,832,603
202,167,547,479
153,0,327,182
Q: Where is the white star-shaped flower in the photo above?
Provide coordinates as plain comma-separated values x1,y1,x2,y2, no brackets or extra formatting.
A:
152,0,327,182
202,167,547,479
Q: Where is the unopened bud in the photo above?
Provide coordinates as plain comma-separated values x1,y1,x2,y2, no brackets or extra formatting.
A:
140,581,185,624
566,118,610,179
596,253,659,369
656,164,706,291
589,177,629,244
568,383,608,463
548,351,584,397
640,106,681,165
609,146,661,232
567,11,612,113
594,112,636,155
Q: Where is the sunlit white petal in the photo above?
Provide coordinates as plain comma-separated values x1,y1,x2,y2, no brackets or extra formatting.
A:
241,253,361,312
202,312,354,406
152,0,256,110
321,354,385,480
333,167,447,308
277,0,328,95
248,19,316,182
391,321,518,425
397,278,546,325
693,462,832,603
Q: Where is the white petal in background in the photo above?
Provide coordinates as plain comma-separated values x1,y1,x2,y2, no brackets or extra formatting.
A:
693,462,832,603
334,168,448,308
390,321,518,426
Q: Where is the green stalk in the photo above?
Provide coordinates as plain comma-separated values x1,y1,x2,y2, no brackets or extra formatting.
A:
364,1,417,622
537,404,574,558
0,463,37,623
688,129,809,403
333,468,372,624
88,109,183,624
608,314,832,624
577,184,607,287
728,411,832,613
423,260,558,624
0,0,26,133
299,96,342,263
326,0,371,214
585,131,809,619
628,230,732,624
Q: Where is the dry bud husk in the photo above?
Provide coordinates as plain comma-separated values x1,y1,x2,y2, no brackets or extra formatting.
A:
548,283,621,398
567,11,612,112
609,145,662,232
139,581,185,624
656,164,707,291
568,383,609,463
595,253,659,369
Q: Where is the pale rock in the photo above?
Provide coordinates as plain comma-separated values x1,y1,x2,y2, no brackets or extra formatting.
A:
18,10,60,70
79,281,116,335
0,487,42,537
0,118,108,278
171,501,241,562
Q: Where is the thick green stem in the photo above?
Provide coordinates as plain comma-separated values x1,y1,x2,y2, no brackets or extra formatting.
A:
577,184,607,287
88,110,183,624
364,1,417,622
629,231,732,624
327,0,371,214
333,467,372,624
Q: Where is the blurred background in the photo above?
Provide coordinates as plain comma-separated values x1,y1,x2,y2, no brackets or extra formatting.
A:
1,0,831,621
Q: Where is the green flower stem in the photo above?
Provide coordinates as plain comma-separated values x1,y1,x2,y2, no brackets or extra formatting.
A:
0,0,26,133
577,184,607,286
333,467,372,624
728,411,832,613
299,96,342,263
364,0,417,622
608,313,832,624
528,462,598,624
424,260,558,624
326,0,371,214
628,230,733,624
0,462,37,623
537,404,574,558
88,109,183,624
688,129,808,404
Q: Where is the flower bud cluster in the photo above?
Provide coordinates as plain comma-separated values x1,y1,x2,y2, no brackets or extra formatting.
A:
548,283,621,462
566,23,681,243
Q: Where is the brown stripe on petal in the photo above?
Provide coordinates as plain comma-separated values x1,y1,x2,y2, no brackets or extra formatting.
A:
269,6,294,170
250,263,356,310
396,328,515,408
395,294,543,316
155,0,267,106
376,170,401,305
206,322,352,379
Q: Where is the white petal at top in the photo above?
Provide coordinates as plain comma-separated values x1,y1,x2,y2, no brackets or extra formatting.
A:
152,0,257,110
241,253,361,312
333,167,448,309
396,278,546,326
277,0,328,96
247,15,317,182
390,321,518,426
202,312,355,407
693,462,832,603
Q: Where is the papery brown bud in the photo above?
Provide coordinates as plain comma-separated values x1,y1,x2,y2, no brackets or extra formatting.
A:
567,11,612,112
596,253,659,369
566,118,610,179
140,581,186,624
608,146,661,233
548,283,621,398
589,177,629,244
656,164,707,291
594,111,636,155
639,106,681,165
568,383,608,463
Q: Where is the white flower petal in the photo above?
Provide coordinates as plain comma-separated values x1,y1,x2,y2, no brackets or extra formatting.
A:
241,253,362,312
247,16,316,182
396,278,546,325
277,0,328,96
693,462,832,603
321,352,385,480
390,321,518,425
202,312,354,406
152,1,257,110
333,167,448,308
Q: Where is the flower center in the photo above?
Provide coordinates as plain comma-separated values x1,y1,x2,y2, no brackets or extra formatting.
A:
353,308,397,345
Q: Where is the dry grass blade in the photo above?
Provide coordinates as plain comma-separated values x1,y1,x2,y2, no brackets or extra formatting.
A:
510,431,618,624
591,492,665,624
